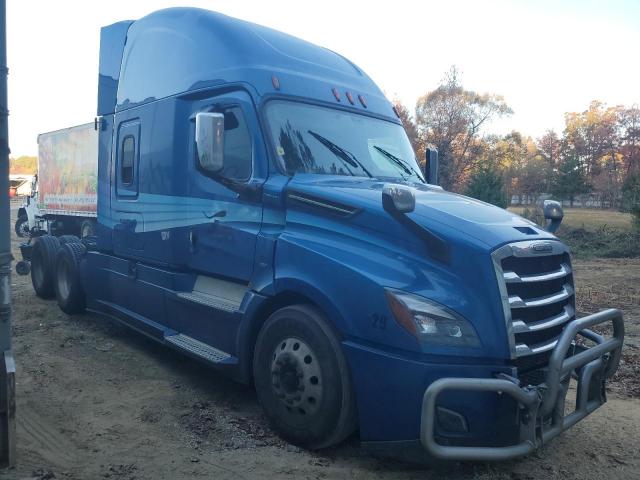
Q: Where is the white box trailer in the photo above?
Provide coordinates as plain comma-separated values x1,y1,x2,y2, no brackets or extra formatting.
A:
15,123,98,238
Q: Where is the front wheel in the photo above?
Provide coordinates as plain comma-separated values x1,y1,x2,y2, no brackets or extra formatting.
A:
253,305,357,449
15,214,29,238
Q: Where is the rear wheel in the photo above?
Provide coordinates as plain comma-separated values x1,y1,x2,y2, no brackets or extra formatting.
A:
253,305,357,449
14,214,29,238
31,235,60,298
58,234,81,245
54,242,87,314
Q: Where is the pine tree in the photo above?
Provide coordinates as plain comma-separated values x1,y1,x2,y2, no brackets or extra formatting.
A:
464,166,508,208
551,155,589,206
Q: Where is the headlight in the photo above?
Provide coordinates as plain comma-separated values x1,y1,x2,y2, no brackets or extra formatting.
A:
385,289,480,347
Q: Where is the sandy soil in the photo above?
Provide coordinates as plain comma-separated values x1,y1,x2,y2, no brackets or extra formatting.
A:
1,207,639,480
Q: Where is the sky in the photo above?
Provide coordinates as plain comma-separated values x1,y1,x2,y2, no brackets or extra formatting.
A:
7,0,640,157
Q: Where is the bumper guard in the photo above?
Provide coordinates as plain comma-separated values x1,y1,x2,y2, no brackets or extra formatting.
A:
420,308,624,461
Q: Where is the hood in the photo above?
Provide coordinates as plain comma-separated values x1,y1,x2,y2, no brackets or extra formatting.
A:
285,175,557,253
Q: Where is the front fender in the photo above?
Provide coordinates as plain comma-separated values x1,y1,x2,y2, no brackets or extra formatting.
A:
273,231,432,353
270,222,510,361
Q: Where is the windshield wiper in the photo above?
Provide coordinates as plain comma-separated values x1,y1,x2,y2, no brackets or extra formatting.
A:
308,130,373,178
373,145,423,181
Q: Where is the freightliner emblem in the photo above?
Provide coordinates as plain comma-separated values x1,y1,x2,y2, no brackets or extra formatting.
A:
530,242,553,253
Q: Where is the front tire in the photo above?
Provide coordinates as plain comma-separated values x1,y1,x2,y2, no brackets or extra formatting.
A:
253,305,357,449
54,242,87,314
15,214,29,238
31,235,60,298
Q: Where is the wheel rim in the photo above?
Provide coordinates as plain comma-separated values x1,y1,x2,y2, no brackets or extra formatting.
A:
81,223,93,238
57,260,71,300
271,337,322,417
18,220,29,237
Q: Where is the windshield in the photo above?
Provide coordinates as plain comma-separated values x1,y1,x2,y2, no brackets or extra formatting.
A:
265,101,424,182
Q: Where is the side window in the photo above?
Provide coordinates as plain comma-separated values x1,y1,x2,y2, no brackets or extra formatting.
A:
222,107,252,181
121,135,135,185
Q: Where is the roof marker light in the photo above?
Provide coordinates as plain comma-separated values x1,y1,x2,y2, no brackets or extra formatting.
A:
345,91,355,105
272,75,281,90
358,94,367,108
332,88,341,102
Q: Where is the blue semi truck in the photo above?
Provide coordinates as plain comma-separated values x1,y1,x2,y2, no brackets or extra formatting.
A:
17,8,624,461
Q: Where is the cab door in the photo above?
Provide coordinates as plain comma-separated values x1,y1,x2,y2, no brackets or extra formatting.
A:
186,90,265,283
112,119,144,256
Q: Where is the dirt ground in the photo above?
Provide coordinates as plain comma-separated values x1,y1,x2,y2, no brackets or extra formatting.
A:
2,204,640,480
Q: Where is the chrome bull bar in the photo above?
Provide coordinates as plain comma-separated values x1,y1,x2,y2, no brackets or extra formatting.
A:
420,308,624,461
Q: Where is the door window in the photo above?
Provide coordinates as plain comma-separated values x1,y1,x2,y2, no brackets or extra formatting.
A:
121,135,135,185
221,107,252,181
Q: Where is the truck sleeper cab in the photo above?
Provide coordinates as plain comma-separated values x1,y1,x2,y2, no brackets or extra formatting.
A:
21,8,624,461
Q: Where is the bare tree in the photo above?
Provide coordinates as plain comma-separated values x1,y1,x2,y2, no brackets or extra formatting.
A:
414,66,512,190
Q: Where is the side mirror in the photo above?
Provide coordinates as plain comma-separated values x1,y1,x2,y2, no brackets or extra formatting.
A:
424,148,439,185
382,184,415,214
543,200,564,233
196,112,225,173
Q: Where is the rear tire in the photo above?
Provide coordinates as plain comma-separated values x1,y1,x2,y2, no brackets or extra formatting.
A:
58,234,81,245
31,235,61,299
253,304,357,449
14,214,29,238
54,242,87,314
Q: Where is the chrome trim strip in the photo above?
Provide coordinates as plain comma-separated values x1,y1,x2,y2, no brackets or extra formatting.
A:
503,263,571,284
515,338,559,356
509,284,573,309
288,193,356,216
512,305,575,334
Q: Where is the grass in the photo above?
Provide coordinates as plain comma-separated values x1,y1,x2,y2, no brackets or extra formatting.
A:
508,207,639,258
508,207,634,231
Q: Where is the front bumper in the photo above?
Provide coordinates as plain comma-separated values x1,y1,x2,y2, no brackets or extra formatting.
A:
420,308,624,461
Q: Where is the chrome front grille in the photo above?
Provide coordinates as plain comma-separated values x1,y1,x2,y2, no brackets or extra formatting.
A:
492,241,575,367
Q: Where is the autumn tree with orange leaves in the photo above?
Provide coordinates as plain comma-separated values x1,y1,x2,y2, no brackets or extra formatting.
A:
395,67,640,210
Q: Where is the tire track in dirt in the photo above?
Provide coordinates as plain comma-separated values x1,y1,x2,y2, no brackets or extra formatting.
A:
17,403,81,470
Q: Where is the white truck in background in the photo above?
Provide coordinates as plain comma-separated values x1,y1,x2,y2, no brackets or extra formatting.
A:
15,123,98,239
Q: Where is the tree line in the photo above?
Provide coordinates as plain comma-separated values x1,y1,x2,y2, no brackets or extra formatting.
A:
394,67,640,216
9,155,36,175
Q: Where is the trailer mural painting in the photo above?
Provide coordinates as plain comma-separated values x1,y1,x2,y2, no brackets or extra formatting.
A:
37,123,98,216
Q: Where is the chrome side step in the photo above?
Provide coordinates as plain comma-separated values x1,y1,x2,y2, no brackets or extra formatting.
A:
165,333,232,363
176,291,239,312
176,275,247,313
